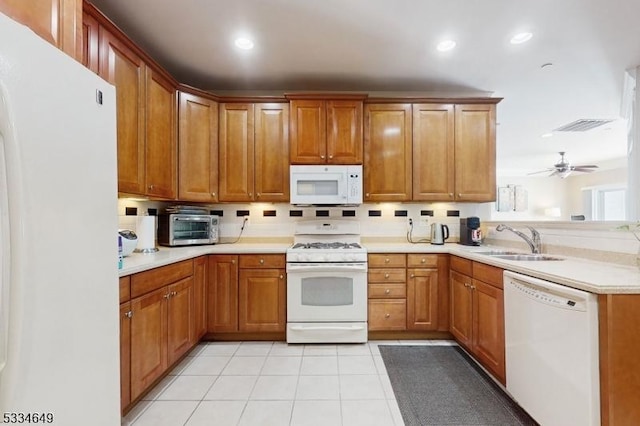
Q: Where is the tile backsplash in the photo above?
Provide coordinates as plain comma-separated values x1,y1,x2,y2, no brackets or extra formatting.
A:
117,199,639,265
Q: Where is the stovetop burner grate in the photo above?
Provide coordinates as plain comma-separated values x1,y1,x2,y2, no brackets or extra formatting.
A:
291,242,362,250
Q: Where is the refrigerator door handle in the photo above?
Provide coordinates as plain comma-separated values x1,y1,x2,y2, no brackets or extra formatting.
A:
0,128,9,375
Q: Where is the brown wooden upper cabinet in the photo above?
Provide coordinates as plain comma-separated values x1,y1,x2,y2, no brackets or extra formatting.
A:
364,104,413,202
454,104,496,201
413,103,497,202
219,103,289,202
178,91,219,202
1,0,82,60
289,98,364,164
89,3,178,199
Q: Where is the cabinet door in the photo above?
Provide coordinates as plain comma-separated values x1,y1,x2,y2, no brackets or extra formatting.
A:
207,255,239,332
238,269,286,332
407,268,438,330
81,11,99,73
255,103,290,202
192,256,207,343
364,104,412,201
454,104,496,201
130,287,167,401
0,0,81,59
167,277,194,366
119,302,131,412
145,67,177,199
178,92,218,202
368,299,407,331
326,100,363,164
472,279,505,383
413,104,455,201
449,270,473,349
219,104,255,201
99,28,146,195
290,100,326,164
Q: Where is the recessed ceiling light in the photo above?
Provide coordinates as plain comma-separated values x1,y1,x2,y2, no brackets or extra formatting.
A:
542,133,553,138
510,32,533,44
436,40,456,52
234,37,254,50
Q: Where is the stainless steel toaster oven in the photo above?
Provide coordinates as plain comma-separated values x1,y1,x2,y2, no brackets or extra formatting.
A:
157,214,219,246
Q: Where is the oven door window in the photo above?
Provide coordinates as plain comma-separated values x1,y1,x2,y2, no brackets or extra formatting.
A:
172,220,209,241
300,276,353,306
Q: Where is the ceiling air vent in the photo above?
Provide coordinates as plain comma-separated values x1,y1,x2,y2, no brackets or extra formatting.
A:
553,119,613,132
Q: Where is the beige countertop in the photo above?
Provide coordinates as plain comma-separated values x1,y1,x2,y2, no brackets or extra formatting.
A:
119,241,640,295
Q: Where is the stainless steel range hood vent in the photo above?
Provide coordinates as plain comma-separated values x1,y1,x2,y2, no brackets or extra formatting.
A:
553,119,613,132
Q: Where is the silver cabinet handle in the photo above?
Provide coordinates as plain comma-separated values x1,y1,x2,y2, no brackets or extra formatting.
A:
125,311,133,318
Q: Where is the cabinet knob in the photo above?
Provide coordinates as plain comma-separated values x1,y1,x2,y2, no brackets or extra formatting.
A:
365,193,370,198
257,193,261,198
384,258,390,263
384,273,390,278
148,184,154,190
329,155,333,159
421,258,426,263
164,293,170,299
279,275,283,279
211,192,216,197
125,311,133,319
470,285,476,290
385,289,390,294
259,259,264,264
458,193,462,198
385,313,391,318
410,274,415,278
231,259,236,264
172,291,177,296
464,282,470,288
320,155,325,159
249,192,253,197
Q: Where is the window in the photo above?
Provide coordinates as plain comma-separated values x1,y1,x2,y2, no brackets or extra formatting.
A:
583,185,627,221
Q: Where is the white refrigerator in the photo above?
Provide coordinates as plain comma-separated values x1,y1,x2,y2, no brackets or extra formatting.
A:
0,12,120,426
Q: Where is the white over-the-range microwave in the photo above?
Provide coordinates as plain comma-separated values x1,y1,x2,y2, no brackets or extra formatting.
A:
290,165,363,205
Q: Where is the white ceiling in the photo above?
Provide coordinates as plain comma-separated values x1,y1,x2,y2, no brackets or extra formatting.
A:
90,0,640,175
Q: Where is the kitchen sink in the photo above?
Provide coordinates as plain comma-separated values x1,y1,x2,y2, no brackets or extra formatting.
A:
474,250,521,256
488,254,564,261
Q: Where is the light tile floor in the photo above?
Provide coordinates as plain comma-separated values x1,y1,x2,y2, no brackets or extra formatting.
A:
122,340,457,426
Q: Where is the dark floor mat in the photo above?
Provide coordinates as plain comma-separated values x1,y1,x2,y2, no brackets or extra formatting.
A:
379,345,538,426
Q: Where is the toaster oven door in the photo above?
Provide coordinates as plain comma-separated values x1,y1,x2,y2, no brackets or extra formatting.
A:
171,216,214,245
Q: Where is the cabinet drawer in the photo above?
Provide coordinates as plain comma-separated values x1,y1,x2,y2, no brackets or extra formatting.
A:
451,256,473,275
473,262,503,289
368,299,406,330
368,268,406,283
131,259,194,298
239,254,286,269
119,276,131,303
368,283,406,299
368,254,406,268
407,254,438,268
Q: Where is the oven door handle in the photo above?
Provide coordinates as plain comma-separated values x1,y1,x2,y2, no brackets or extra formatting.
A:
289,325,366,331
286,264,367,273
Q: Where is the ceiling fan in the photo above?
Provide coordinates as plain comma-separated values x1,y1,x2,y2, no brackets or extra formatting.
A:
528,152,599,178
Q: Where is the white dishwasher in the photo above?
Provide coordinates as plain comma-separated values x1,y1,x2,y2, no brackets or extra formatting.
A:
503,271,600,426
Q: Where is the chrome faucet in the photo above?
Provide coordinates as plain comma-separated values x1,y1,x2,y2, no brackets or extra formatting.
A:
495,224,541,254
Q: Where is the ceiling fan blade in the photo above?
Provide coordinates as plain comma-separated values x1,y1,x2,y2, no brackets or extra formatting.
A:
548,170,560,177
572,167,597,173
573,165,598,169
527,169,554,175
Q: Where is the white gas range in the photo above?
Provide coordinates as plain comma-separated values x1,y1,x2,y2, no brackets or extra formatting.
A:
286,220,368,343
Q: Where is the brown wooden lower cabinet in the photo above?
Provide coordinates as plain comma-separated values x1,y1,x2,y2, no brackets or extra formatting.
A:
238,269,286,332
121,258,201,412
207,254,286,335
407,267,438,330
450,257,505,384
119,301,131,411
192,256,207,342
